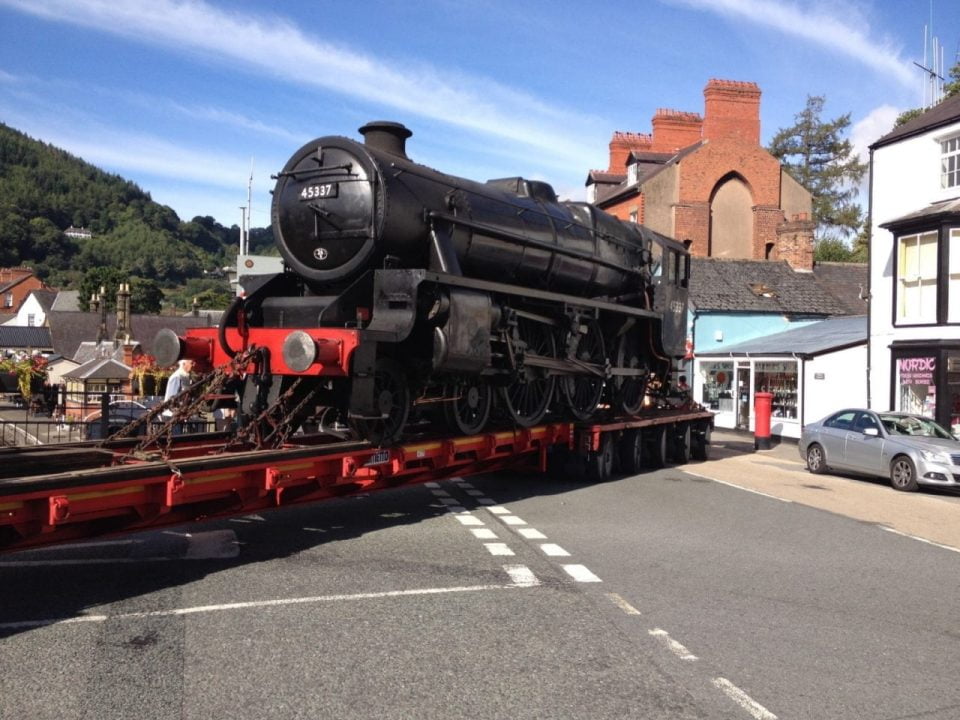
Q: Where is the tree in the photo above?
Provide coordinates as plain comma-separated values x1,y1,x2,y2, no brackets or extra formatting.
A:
130,277,163,314
768,96,867,239
78,267,125,311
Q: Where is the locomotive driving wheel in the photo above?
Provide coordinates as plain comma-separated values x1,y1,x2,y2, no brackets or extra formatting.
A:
350,358,411,445
560,320,605,421
500,317,557,428
444,381,492,436
614,331,648,416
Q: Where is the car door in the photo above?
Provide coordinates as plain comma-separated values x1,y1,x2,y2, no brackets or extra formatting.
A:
818,410,859,469
842,411,886,476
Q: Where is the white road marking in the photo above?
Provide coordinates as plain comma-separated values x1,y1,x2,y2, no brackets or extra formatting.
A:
0,583,537,630
425,482,441,488
445,506,468,514
607,593,641,615
562,564,602,582
477,498,496,505
303,527,327,533
881,526,960,553
466,490,485,497
437,498,460,505
485,506,511,515
484,542,515,556
503,564,539,587
229,518,252,523
540,543,570,557
712,678,778,720
649,628,697,661
684,471,793,503
430,489,451,497
500,516,527,526
453,481,473,489
517,528,547,540
454,515,485,526
243,514,267,521
471,528,498,539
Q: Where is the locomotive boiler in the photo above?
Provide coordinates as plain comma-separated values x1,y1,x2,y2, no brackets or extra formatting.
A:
156,121,691,444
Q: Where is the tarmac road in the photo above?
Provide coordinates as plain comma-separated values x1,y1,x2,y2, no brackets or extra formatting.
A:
2,430,960,719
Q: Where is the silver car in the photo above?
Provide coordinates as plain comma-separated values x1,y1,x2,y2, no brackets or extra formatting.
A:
800,409,960,492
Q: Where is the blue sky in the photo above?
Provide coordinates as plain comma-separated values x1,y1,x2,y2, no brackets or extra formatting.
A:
0,0,957,230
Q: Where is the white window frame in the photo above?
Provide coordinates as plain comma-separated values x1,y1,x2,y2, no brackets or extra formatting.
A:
896,230,938,324
627,162,638,186
942,134,960,190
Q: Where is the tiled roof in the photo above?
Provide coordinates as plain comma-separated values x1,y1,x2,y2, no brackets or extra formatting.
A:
870,93,960,149
47,311,221,361
29,289,57,313
594,142,703,207
50,290,81,311
689,258,850,315
0,326,53,350
697,315,866,358
811,262,869,315
64,357,131,381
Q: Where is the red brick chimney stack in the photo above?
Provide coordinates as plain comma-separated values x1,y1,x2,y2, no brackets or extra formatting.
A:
607,131,652,172
702,79,761,144
650,109,702,153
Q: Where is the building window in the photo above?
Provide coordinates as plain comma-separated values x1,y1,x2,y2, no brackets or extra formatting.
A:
627,162,638,186
586,184,596,203
699,361,733,412
895,355,937,417
3,292,11,308
950,229,960,323
755,360,798,419
26,314,35,327
628,210,638,224
896,230,938,324
942,135,960,189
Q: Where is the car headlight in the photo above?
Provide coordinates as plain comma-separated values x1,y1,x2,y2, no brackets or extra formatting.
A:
920,449,951,464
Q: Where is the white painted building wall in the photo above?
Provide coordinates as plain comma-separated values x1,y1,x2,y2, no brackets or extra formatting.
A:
870,116,960,411
803,345,868,424
2,292,48,327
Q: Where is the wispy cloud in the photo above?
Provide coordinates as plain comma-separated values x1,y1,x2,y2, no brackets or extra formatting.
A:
0,0,605,169
666,0,915,88
0,68,20,83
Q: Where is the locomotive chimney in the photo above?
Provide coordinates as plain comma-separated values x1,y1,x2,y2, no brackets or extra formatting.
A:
359,121,412,159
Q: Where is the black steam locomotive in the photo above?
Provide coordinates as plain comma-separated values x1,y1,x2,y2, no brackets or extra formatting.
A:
158,121,690,443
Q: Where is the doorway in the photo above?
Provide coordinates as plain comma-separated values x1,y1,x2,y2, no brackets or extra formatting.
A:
736,366,751,429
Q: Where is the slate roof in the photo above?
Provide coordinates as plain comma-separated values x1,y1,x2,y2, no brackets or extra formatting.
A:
697,315,867,358
29,289,57,313
64,357,131,381
47,311,220,361
50,290,81,312
593,142,703,206
689,258,850,315
870,93,960,150
879,197,960,229
811,262,869,315
0,326,53,350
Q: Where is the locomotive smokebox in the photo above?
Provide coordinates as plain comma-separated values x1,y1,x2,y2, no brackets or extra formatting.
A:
359,121,412,159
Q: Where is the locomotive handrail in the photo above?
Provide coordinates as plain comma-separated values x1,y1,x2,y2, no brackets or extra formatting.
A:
429,211,647,278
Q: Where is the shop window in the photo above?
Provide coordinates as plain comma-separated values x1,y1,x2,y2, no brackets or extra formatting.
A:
755,360,798,420
699,361,733,412
942,135,960,189
895,355,936,418
896,231,938,324
949,229,960,323
947,353,960,436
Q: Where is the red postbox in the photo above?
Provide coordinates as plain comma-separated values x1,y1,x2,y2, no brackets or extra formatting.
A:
754,391,773,450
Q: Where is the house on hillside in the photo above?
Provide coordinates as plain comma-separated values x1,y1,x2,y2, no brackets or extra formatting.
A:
587,78,815,271
0,268,55,320
868,92,960,432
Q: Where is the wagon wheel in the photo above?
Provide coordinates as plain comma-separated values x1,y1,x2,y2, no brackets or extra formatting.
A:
350,358,410,445
444,381,492,435
500,317,557,428
560,320,605,422
614,330,648,416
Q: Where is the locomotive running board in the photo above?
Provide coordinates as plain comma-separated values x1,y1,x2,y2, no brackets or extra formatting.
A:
422,271,661,321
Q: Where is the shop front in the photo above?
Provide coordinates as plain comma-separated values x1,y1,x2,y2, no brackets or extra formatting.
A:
889,342,960,435
695,357,801,438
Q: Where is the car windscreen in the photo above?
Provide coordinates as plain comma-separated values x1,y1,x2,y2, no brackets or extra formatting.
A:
879,414,953,439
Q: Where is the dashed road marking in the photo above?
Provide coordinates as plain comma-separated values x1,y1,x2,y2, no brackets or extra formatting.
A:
430,489,451,498
484,542,515,556
539,543,570,557
649,628,697,661
607,593,641,615
712,678,778,719
477,498,496,505
465,490,485,497
500,515,527,526
503,564,539,587
425,482,441,488
517,528,547,540
303,527,326,533
486,506,511,515
437,498,461,505
446,506,468,513
562,564,602,582
471,528,498,539
454,514,484,526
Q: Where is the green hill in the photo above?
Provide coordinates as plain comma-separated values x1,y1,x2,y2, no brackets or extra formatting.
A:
0,122,275,310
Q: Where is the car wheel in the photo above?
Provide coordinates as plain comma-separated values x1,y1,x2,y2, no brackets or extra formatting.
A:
890,455,919,492
806,444,827,474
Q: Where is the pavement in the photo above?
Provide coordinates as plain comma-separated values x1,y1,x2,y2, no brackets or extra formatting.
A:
700,427,960,552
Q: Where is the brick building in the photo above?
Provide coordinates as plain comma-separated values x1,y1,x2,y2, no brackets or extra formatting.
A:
586,79,814,270
0,268,55,319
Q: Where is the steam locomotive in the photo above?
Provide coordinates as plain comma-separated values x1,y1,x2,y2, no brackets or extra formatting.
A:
155,121,691,444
